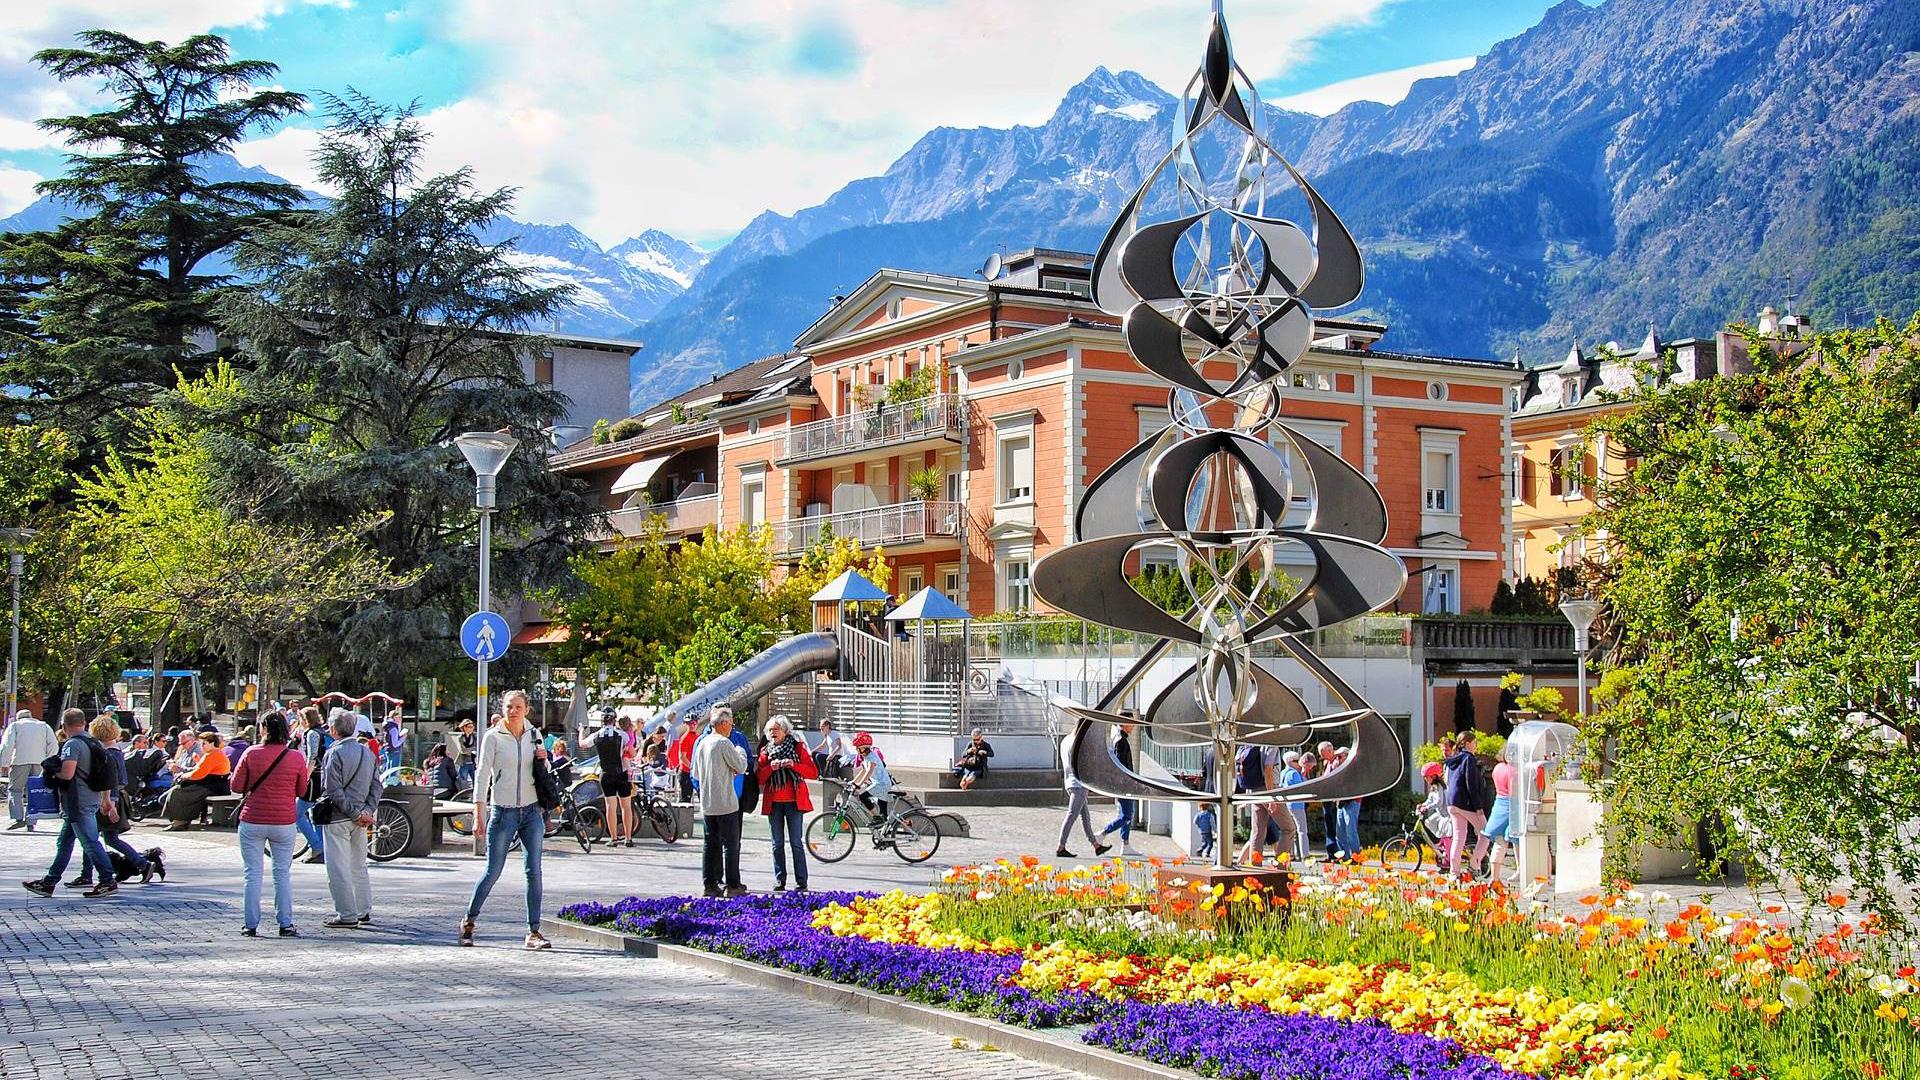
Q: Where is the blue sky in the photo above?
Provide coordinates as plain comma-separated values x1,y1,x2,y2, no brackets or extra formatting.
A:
0,1,1590,248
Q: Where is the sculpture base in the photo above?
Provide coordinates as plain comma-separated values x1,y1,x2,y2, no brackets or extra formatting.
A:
1154,863,1293,927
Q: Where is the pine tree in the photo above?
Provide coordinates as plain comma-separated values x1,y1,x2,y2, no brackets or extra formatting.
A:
0,32,306,445
207,95,597,687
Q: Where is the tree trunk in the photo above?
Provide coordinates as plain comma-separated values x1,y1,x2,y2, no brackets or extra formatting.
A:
150,627,170,729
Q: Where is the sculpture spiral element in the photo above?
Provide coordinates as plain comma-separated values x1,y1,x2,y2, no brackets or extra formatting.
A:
1030,5,1407,864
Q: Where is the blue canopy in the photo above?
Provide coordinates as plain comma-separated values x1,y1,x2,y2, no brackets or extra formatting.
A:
885,586,972,621
809,569,890,604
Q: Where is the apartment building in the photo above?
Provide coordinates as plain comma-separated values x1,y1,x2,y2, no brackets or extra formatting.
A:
554,249,1525,617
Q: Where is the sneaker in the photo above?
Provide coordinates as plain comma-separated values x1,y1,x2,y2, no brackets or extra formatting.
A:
301,853,324,865
322,916,358,928
163,822,190,831
357,914,371,925
22,879,53,897
82,882,117,898
146,849,166,881
524,931,551,950
1093,843,1112,856
1056,847,1076,858
64,877,90,889
139,862,154,885
5,820,25,830
279,926,300,938
458,919,474,946
1121,845,1144,857
241,927,257,937
773,883,786,892
724,884,750,897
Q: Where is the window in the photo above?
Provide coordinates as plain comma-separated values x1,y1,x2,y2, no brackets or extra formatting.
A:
902,567,925,596
1549,448,1567,498
1000,434,1033,502
1138,406,1170,442
740,475,766,528
1427,381,1448,401
939,563,961,597
1553,446,1588,501
1002,558,1032,611
1007,359,1023,381
1562,378,1580,407
1422,448,1455,512
1511,539,1527,582
1422,564,1456,615
533,354,554,386
1507,450,1525,504
746,417,760,435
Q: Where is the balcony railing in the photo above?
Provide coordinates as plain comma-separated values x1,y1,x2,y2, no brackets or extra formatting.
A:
773,499,962,557
1414,618,1574,663
601,493,719,540
779,393,965,465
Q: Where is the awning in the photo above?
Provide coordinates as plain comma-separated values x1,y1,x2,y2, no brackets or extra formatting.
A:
609,455,669,495
809,569,890,604
512,623,572,647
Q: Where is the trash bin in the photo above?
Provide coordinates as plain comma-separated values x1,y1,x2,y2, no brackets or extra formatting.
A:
385,783,435,859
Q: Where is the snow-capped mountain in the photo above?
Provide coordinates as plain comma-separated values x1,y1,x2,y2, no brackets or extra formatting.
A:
0,159,706,342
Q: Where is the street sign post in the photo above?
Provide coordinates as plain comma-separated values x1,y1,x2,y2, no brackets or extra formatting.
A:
460,611,510,664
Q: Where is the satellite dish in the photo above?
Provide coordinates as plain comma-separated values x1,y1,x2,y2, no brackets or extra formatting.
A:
979,252,1003,282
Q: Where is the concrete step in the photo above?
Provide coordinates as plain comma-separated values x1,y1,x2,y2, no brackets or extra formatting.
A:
903,786,1069,809
889,767,1063,791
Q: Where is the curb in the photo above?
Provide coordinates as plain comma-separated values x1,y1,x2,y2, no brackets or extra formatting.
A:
540,918,1194,1080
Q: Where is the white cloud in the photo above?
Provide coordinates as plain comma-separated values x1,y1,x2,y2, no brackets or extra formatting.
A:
231,123,325,193
0,164,44,216
422,0,1393,244
1271,55,1476,116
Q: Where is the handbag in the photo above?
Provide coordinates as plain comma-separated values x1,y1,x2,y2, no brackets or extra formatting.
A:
532,751,561,812
311,747,369,826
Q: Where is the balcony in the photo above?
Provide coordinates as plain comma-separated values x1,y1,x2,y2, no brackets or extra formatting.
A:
776,393,965,468
599,491,719,542
774,499,962,558
1414,617,1573,667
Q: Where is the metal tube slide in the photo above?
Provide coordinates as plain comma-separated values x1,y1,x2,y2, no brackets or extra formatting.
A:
646,632,840,732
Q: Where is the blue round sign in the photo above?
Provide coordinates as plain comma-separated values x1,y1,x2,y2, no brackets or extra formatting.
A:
460,611,510,662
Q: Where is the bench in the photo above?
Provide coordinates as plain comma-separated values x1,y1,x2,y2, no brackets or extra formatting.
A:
431,801,474,845
205,794,243,828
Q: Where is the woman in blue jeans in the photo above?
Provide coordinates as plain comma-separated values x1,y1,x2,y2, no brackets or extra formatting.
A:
755,716,818,891
462,691,551,950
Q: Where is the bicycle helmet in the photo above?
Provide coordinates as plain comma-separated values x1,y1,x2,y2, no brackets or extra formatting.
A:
851,732,874,750
1421,761,1445,783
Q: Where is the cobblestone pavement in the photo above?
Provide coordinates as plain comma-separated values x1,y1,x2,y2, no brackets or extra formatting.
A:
0,820,1102,1080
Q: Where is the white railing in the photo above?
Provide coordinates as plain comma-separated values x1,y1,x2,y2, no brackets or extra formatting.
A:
602,493,719,539
835,623,896,682
766,681,963,736
774,499,961,556
781,393,965,463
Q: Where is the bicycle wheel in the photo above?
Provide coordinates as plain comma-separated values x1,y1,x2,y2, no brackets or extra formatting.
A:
890,809,941,864
1380,834,1422,873
543,803,565,839
646,801,678,844
573,804,602,852
367,803,412,862
805,811,857,863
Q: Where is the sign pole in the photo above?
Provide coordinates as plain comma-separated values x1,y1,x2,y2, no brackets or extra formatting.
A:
455,431,518,860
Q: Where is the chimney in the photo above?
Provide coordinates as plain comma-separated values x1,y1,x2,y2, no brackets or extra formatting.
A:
1756,305,1780,336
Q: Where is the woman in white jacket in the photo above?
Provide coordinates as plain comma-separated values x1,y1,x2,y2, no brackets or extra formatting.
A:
462,690,552,950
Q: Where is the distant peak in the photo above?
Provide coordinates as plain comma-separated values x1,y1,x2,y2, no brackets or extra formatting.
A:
1055,66,1174,120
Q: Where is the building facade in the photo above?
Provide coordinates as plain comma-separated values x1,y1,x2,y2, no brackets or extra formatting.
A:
556,249,1525,619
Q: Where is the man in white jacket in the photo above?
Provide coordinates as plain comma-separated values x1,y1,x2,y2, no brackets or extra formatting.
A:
691,707,748,898
1,710,57,831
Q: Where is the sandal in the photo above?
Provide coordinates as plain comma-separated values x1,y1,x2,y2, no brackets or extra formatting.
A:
458,919,475,946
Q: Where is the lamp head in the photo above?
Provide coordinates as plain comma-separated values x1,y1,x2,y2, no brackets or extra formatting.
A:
1558,599,1602,632
455,431,519,478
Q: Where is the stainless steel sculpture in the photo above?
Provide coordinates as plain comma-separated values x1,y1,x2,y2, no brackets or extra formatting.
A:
1032,1,1406,869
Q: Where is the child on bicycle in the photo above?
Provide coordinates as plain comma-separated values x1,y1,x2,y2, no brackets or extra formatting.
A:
1416,761,1454,844
848,733,893,820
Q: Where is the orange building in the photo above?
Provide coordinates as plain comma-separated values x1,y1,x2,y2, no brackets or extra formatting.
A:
555,249,1525,617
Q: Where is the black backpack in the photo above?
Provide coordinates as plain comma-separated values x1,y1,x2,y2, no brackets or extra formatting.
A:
1237,746,1265,793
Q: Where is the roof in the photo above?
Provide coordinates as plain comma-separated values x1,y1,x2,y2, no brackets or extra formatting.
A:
552,350,812,465
885,587,971,621
810,570,891,603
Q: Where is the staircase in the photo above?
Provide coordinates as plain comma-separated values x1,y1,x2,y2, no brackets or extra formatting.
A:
885,766,1074,809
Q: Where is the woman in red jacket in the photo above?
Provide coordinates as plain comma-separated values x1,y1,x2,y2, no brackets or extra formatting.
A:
230,713,308,937
756,715,818,892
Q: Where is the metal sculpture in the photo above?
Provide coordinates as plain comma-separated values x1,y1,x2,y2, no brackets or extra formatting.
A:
1031,1,1406,868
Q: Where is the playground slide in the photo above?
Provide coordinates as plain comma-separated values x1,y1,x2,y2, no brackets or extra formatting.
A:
647,632,840,731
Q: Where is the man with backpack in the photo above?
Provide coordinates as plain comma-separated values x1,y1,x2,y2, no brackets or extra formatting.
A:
1444,728,1494,880
21,709,120,898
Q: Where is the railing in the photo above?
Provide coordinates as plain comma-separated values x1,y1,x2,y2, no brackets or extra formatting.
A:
957,615,1414,662
601,493,719,539
836,623,896,682
1415,618,1572,660
774,499,962,556
780,393,966,464
766,681,962,736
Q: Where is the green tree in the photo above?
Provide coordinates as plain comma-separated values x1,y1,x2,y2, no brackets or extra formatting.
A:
0,424,74,525
0,32,305,445
658,609,771,702
205,95,596,686
1581,314,1920,917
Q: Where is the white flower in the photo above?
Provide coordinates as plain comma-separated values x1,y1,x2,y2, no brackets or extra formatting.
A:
1649,890,1673,905
1625,889,1646,904
1869,974,1897,998
1780,976,1813,1009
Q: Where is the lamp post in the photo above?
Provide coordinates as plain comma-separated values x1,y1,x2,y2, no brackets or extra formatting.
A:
1559,599,1603,719
1,528,36,721
456,432,518,856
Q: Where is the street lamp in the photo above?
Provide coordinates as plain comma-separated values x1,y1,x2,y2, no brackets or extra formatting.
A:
1,528,36,721
456,432,518,855
1559,598,1603,719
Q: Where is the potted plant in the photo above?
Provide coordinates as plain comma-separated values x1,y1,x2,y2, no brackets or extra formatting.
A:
908,466,944,502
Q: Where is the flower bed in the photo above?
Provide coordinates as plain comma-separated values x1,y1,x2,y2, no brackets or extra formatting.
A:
561,859,1917,1080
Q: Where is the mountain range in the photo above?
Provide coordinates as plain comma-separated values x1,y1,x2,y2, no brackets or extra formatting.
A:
6,0,1917,411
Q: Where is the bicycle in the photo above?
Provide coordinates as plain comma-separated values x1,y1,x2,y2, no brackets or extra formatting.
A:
1378,806,1448,873
805,783,941,864
539,786,602,853
633,767,680,844
292,797,415,863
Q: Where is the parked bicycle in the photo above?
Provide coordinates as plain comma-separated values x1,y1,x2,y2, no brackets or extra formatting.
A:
292,797,415,863
805,784,940,864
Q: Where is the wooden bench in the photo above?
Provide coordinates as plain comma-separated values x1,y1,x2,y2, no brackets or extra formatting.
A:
430,801,474,845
